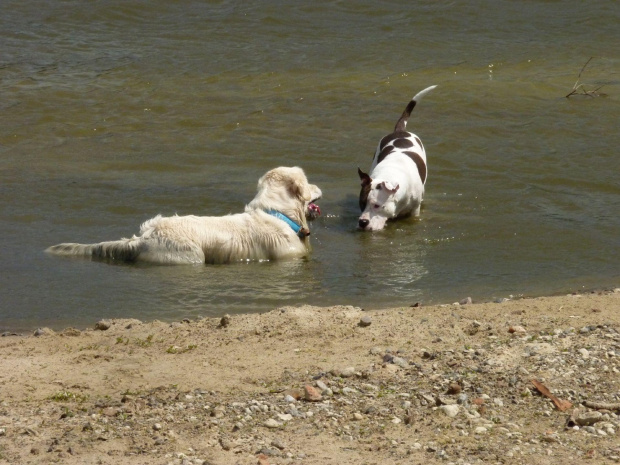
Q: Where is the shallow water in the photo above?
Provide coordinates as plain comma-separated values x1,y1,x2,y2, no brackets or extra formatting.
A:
1,0,619,331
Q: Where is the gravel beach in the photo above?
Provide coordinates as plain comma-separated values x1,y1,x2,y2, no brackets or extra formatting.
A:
1,289,619,464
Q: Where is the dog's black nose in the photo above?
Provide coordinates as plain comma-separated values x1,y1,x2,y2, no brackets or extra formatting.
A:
358,219,369,229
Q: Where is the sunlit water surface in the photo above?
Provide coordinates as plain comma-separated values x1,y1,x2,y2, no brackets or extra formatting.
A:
1,0,618,331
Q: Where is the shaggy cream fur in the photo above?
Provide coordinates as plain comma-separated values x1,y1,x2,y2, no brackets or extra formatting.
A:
46,167,322,264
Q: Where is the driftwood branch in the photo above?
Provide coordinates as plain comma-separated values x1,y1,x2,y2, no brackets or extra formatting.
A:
565,57,607,98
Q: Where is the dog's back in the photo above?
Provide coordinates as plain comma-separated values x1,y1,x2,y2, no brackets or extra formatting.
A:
358,85,436,231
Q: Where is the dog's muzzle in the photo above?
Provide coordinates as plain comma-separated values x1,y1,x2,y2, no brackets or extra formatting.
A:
307,202,321,221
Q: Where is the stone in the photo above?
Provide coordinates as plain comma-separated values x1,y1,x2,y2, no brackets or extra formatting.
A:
33,327,54,337
509,325,526,334
219,314,231,328
359,315,372,327
263,419,281,429
335,367,356,378
579,348,590,359
446,383,462,395
94,320,111,331
575,411,603,426
459,297,473,305
440,404,460,418
304,385,322,402
392,356,409,368
316,380,329,391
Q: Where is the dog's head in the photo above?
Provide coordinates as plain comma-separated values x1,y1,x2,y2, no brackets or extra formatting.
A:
247,166,322,228
357,168,399,231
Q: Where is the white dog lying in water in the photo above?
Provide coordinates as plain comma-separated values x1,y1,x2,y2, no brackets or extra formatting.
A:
46,166,322,264
358,85,436,231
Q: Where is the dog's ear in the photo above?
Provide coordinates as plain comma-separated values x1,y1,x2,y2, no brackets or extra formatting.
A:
381,181,399,194
358,168,371,186
286,177,313,201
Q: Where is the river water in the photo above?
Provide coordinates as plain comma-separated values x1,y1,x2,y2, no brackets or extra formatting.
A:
1,0,618,331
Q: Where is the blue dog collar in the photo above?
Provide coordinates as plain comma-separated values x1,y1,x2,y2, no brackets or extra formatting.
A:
265,210,308,238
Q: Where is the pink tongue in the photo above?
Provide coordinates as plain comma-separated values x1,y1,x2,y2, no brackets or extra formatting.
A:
308,203,321,216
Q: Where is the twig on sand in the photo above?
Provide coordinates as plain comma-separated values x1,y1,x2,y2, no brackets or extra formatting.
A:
565,57,607,98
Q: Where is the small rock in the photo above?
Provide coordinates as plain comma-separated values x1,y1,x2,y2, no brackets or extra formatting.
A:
284,395,296,403
474,426,488,434
440,404,460,418
316,380,329,391
335,366,356,378
359,315,372,327
352,412,364,421
579,348,590,359
94,320,111,331
219,314,231,328
304,385,322,402
33,327,54,337
575,411,603,426
509,325,526,334
271,439,286,450
263,419,281,429
446,383,462,395
153,423,162,431
459,297,473,305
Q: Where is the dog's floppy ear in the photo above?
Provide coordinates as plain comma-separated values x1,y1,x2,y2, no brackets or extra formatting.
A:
286,176,313,201
381,181,399,194
358,168,371,186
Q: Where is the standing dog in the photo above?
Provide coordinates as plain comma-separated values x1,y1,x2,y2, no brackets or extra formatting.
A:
46,166,322,264
358,85,436,231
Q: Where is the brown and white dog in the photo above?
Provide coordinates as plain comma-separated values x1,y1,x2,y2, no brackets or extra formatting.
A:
358,85,436,231
46,166,322,264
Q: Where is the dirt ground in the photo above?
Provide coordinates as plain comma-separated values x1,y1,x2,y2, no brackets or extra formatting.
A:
1,289,619,465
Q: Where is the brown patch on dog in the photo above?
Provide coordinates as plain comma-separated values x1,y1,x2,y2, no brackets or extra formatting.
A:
379,131,410,150
393,138,414,149
403,151,427,184
358,168,372,211
376,145,395,165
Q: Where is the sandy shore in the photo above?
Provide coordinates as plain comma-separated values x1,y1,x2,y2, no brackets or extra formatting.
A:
1,289,619,465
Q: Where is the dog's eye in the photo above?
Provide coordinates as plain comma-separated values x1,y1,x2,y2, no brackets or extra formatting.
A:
373,204,380,209
376,185,382,190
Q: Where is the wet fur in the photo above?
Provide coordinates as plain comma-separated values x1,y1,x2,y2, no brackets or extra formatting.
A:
46,167,322,265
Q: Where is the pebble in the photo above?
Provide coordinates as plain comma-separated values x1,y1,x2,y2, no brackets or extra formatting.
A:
440,405,460,418
271,439,286,450
352,413,364,421
575,411,603,426
94,320,111,331
336,367,356,378
153,423,162,431
263,419,281,429
304,385,322,402
474,426,488,434
284,395,296,403
219,314,231,328
316,380,329,391
359,315,372,327
459,297,473,305
579,348,590,359
391,356,409,368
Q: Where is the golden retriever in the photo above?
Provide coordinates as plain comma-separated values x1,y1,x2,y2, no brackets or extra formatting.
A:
46,166,322,264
